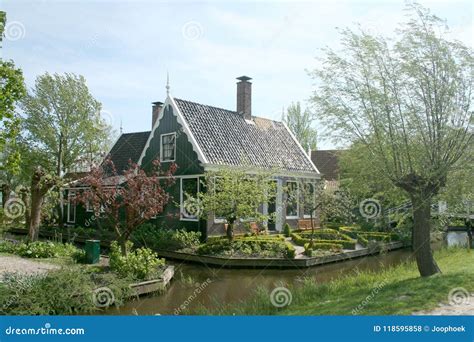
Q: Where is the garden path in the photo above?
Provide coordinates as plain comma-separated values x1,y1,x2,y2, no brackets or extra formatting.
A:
414,296,474,315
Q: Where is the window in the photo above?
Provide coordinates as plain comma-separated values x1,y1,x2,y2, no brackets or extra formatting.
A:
86,199,93,212
180,177,199,221
286,181,299,218
160,133,176,162
67,191,76,223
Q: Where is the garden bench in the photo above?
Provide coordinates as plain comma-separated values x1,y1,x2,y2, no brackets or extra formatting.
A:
297,219,319,230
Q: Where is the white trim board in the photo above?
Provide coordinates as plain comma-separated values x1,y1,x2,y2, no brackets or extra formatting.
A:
137,95,208,166
282,121,320,174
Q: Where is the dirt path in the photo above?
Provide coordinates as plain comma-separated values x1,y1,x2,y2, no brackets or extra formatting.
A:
414,296,474,315
0,255,60,279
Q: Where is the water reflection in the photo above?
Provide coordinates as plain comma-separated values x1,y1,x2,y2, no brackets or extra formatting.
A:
104,248,414,315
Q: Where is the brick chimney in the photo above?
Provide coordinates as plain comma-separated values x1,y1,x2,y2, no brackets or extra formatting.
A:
236,76,252,120
152,101,163,129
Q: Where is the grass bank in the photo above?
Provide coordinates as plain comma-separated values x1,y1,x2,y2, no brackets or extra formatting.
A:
197,248,474,315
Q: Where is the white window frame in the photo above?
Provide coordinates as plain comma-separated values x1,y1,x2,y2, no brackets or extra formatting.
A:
67,191,76,223
160,132,176,162
285,180,299,219
86,199,93,212
180,176,200,222
303,182,317,219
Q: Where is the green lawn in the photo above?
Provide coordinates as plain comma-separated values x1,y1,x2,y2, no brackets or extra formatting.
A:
198,248,474,315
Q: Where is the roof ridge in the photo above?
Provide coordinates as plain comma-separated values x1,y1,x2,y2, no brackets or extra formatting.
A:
121,130,151,135
174,97,282,124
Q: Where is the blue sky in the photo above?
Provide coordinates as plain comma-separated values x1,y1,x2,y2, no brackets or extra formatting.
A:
2,0,472,149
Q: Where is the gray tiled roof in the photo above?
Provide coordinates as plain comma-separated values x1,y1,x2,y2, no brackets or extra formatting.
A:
175,98,317,174
107,131,150,174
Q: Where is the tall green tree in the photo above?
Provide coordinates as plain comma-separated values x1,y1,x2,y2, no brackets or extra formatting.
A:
283,102,317,150
21,73,111,177
198,169,277,241
311,4,473,277
0,11,27,206
21,73,112,234
338,141,407,207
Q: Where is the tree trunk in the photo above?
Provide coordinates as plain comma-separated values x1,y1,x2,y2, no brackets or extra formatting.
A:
226,221,234,241
29,194,43,241
118,235,128,256
410,194,441,277
28,168,55,241
19,189,31,231
1,183,11,208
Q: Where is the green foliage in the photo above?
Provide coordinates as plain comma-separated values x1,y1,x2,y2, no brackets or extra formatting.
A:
337,226,399,247
0,59,26,174
109,241,165,280
0,240,82,259
304,242,343,254
291,230,356,250
198,169,277,239
199,248,474,315
131,224,201,251
338,144,407,207
0,268,130,315
283,223,292,237
20,73,112,177
197,236,295,259
282,101,317,150
357,232,398,247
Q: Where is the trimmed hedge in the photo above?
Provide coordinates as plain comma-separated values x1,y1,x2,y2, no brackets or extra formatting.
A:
338,226,360,239
358,232,399,247
206,234,285,244
291,231,357,250
303,242,343,256
197,237,295,259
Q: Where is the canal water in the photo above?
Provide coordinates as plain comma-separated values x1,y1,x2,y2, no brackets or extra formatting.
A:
104,248,414,315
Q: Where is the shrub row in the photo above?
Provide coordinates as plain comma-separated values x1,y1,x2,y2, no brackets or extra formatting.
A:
291,232,357,250
0,240,85,261
358,232,399,247
197,238,295,259
109,241,165,281
0,268,130,315
131,224,201,251
303,242,343,256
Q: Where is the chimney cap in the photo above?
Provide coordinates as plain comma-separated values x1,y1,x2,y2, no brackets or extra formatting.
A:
236,76,252,82
152,101,164,106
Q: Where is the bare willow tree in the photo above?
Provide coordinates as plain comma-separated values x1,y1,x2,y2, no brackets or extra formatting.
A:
311,4,473,277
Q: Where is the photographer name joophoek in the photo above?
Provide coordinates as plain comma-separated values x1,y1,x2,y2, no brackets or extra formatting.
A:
373,325,467,333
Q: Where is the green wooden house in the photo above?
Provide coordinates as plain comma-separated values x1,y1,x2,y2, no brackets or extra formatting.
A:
64,76,320,237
